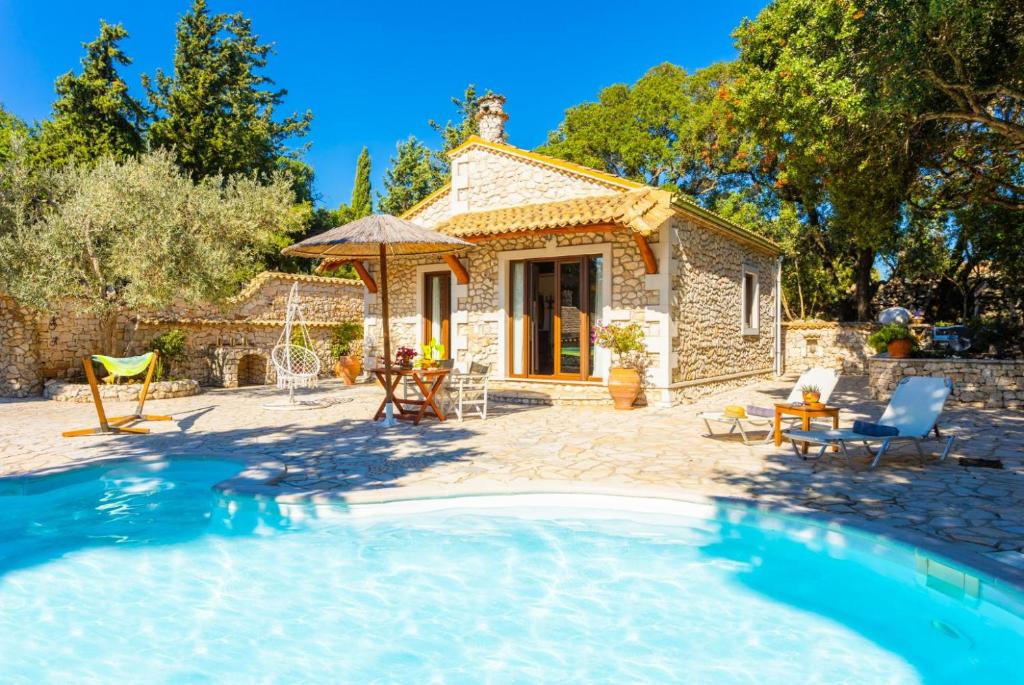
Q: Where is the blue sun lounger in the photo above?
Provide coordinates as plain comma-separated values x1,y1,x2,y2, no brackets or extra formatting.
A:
783,376,956,469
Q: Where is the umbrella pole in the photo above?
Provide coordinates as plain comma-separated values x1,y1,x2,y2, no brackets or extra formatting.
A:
379,244,397,426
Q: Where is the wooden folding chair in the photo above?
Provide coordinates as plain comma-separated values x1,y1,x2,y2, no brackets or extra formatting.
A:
62,352,174,437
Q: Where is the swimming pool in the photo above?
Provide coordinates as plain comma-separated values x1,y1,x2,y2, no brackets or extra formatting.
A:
1,459,1021,683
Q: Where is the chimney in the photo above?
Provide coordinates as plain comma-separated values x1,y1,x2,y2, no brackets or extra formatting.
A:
475,94,508,143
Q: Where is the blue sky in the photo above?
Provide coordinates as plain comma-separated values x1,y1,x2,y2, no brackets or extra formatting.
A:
0,0,768,208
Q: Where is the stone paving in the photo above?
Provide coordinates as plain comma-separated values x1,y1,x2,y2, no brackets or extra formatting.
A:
2,375,1023,575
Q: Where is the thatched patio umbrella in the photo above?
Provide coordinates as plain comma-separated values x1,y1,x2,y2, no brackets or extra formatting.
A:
282,214,473,425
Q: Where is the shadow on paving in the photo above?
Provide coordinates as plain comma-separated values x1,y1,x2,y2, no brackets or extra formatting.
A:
0,403,533,578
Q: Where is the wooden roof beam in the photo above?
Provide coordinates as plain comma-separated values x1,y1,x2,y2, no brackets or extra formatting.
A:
443,254,470,285
321,259,378,293
633,233,658,274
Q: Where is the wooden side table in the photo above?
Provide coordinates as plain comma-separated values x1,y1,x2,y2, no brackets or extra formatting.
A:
774,403,840,454
371,367,450,425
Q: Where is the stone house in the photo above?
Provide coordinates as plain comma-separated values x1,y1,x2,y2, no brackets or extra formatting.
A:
340,95,782,406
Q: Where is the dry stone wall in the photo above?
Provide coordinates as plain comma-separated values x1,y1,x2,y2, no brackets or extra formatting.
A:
670,216,777,402
869,357,1024,409
782,321,876,375
0,273,365,396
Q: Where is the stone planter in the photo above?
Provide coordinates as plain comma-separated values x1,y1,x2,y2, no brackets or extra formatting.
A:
44,378,201,402
607,367,641,410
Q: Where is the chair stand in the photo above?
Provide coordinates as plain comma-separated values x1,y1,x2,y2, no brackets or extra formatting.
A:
62,354,173,438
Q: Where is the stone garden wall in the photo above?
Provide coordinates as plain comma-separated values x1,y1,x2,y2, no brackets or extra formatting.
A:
869,357,1024,409
0,273,365,397
781,321,876,375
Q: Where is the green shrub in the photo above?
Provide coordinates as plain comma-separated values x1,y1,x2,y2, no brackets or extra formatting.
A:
329,321,363,359
148,328,187,380
867,323,917,354
967,317,1024,358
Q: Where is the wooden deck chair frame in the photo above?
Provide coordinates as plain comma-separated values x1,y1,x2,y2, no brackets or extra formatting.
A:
62,352,173,437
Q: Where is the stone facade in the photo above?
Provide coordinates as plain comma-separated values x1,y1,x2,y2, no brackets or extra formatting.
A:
0,273,365,396
869,357,1024,409
411,143,633,226
385,139,782,407
782,321,876,375
669,217,778,403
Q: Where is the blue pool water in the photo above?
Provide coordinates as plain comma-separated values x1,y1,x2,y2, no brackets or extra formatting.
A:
1,460,1022,684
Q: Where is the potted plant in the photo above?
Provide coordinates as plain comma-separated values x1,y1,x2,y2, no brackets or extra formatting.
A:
394,346,417,369
801,384,822,406
868,323,918,359
329,321,363,384
592,321,646,410
416,338,445,370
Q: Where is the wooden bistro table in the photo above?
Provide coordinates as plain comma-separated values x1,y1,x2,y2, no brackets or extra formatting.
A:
774,402,840,454
372,367,450,425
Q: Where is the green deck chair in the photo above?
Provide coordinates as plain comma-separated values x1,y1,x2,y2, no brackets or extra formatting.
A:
62,352,174,437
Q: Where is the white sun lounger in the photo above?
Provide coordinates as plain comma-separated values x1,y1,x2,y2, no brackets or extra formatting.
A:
698,367,841,445
784,376,956,469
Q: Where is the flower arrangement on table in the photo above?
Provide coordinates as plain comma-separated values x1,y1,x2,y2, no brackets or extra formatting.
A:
415,338,446,369
800,383,822,405
393,346,417,368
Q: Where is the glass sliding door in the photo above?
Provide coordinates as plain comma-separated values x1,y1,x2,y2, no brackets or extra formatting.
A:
508,255,603,380
422,272,450,356
510,262,526,375
557,260,582,376
587,256,603,379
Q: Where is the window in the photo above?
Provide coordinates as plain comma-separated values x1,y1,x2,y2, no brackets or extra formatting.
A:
742,270,759,336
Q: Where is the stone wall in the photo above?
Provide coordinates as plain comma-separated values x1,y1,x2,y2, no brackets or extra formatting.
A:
869,357,1024,409
407,144,628,226
362,230,658,378
782,321,876,375
0,295,42,397
0,272,365,396
670,216,778,403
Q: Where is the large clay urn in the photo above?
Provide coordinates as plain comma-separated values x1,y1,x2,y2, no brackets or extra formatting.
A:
887,339,913,359
607,367,641,410
334,355,362,385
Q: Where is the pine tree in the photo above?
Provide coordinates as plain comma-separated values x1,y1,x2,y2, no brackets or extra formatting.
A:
144,0,312,180
35,22,146,167
350,147,372,218
0,105,31,164
428,85,484,176
377,137,445,216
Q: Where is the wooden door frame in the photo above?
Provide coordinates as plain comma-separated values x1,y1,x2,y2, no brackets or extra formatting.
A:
422,271,451,358
507,255,600,381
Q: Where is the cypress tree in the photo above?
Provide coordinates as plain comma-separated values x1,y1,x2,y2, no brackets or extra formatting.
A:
36,21,146,167
144,0,311,180
350,147,372,218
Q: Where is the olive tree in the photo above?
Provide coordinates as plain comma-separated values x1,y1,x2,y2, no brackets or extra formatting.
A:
0,148,305,353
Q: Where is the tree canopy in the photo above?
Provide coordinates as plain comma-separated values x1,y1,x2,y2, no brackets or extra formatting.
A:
35,21,146,168
143,0,312,180
0,149,304,353
541,0,1023,324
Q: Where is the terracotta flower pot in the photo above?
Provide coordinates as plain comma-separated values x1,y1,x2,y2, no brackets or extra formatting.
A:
334,355,362,385
802,392,821,405
607,367,641,410
887,339,913,359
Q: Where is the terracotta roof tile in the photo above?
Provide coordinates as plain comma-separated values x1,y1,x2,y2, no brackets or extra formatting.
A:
434,188,676,238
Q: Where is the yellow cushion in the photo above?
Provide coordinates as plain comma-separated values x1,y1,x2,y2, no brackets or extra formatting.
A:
724,405,747,419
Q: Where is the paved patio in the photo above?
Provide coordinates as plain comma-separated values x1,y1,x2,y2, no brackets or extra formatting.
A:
2,375,1023,575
